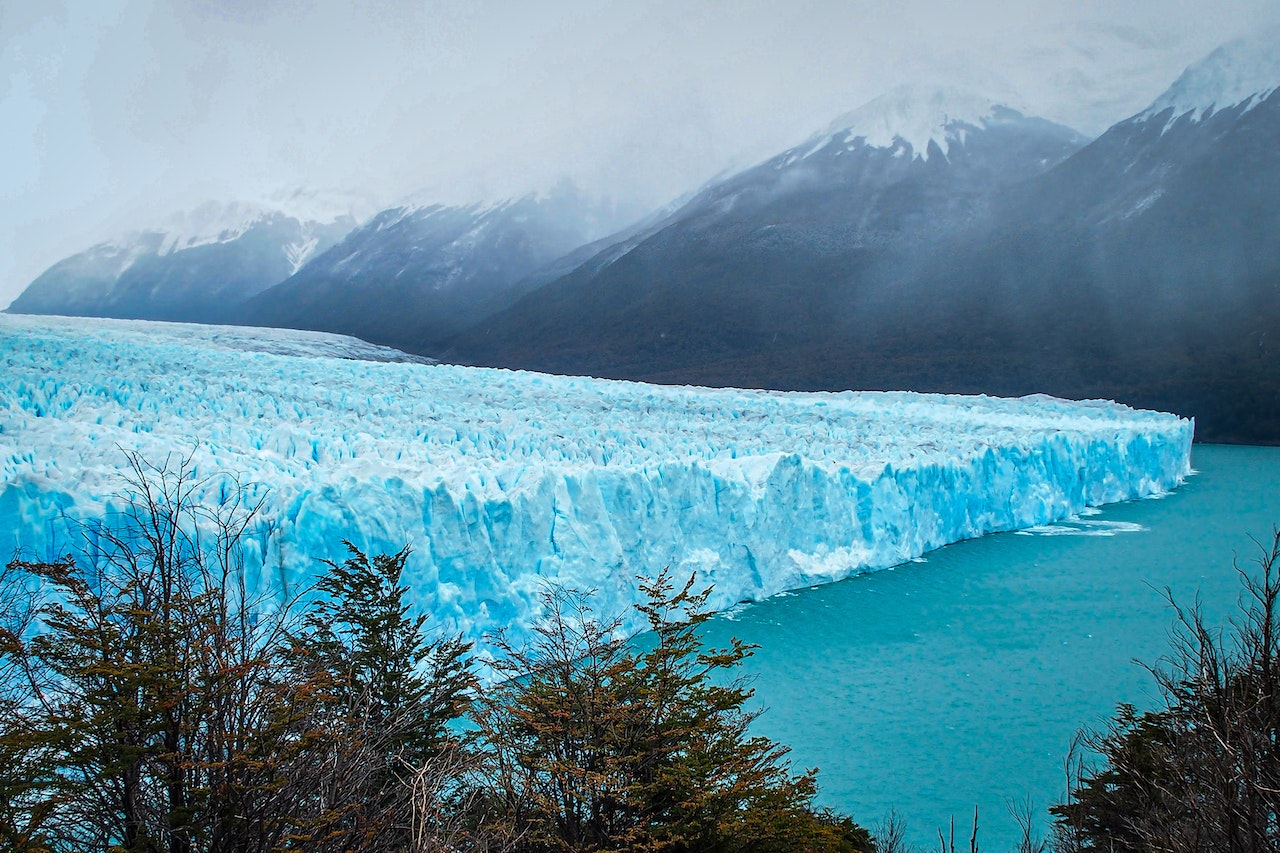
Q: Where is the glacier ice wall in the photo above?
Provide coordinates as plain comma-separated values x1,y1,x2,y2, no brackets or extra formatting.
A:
0,314,1193,648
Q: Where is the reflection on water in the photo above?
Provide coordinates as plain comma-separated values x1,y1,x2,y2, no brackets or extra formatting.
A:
699,445,1280,850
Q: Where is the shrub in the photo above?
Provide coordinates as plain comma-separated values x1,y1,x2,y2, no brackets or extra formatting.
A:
469,570,873,853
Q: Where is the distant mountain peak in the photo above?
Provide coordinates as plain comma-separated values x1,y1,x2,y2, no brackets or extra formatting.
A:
95,194,364,260
378,194,511,226
9,196,361,323
1142,28,1280,125
150,201,281,255
818,85,1028,160
386,179,616,222
376,181,640,246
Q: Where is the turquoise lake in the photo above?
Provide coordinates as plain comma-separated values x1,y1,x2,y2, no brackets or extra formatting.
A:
699,444,1280,850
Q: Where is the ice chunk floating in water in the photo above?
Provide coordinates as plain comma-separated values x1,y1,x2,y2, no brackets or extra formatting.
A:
1017,519,1147,537
0,314,1193,649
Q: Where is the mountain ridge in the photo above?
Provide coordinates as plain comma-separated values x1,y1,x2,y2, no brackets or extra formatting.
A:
7,203,359,323
443,55,1280,443
9,39,1280,442
235,184,644,353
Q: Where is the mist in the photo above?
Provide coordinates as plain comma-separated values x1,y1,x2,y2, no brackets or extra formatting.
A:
4,0,1279,307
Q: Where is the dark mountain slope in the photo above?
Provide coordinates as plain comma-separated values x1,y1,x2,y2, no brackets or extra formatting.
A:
448,94,1088,383
449,56,1280,443
238,185,636,353
902,89,1280,441
8,204,355,323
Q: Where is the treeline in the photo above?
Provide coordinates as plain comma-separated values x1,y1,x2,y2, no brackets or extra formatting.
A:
0,455,870,853
3,454,1280,852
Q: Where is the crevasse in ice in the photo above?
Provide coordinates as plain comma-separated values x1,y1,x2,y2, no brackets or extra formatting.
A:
0,314,1193,649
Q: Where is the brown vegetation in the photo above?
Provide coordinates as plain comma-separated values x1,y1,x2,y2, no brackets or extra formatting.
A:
0,454,865,852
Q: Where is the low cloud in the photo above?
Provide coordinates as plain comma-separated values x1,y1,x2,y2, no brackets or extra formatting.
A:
3,0,1278,306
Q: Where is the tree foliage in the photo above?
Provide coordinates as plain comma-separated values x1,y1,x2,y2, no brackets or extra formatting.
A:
470,570,873,853
0,452,312,852
287,543,476,851
0,454,477,852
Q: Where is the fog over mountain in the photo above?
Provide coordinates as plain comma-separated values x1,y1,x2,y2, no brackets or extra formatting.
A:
446,31,1280,442
237,183,643,353
447,89,1090,373
5,0,1280,309
8,5,1280,442
8,197,358,322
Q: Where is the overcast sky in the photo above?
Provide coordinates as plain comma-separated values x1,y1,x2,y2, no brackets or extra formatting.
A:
3,0,1279,308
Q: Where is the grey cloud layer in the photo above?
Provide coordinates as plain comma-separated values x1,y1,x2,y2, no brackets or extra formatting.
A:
3,0,1278,306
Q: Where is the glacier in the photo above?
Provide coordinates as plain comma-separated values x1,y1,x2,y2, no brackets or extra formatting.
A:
0,314,1193,650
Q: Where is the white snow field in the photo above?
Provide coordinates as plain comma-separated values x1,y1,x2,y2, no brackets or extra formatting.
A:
1,314,1193,649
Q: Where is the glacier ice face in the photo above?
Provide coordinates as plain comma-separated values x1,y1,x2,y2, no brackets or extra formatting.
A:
0,314,1193,651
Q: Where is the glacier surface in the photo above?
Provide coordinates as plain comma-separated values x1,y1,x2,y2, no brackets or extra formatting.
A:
0,314,1193,650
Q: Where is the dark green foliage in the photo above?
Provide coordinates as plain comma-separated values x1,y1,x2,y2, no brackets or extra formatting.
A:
1052,530,1280,853
306,543,474,755
288,543,476,851
471,570,873,853
0,558,60,853
1050,707,1184,852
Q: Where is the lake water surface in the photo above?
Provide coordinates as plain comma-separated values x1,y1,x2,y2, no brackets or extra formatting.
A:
699,444,1280,850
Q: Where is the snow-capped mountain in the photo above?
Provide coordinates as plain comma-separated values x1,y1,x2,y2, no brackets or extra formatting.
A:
813,84,1033,160
938,32,1280,442
238,182,640,353
11,34,1278,443
449,87,1085,381
9,198,359,323
985,28,1280,296
1141,28,1280,126
448,43,1280,443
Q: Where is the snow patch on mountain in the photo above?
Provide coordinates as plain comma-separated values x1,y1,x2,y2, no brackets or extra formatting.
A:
54,195,365,285
385,194,515,225
1142,28,1280,126
816,85,1028,160
91,190,366,259
285,237,321,275
152,201,278,254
